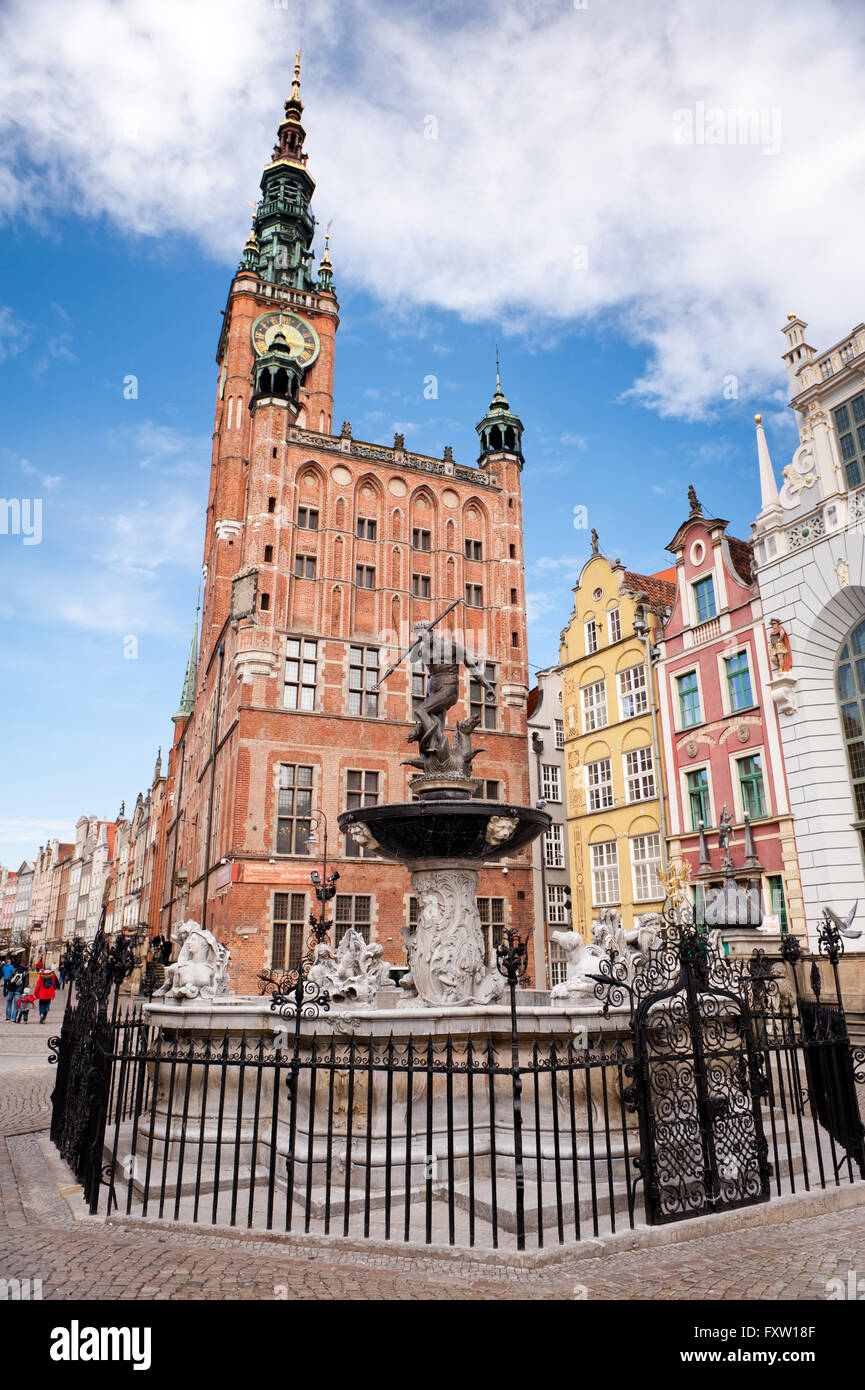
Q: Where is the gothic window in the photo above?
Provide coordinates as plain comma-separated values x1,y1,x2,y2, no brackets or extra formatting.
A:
356,564,375,588
294,554,316,578
412,573,430,598
465,583,483,607
276,764,313,854
412,528,431,551
465,539,482,560
357,517,377,540
344,772,380,857
298,507,318,529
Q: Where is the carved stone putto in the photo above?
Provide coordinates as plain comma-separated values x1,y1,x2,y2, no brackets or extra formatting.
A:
155,920,230,1001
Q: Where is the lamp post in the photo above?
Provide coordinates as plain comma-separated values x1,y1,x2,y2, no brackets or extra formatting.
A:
305,813,339,963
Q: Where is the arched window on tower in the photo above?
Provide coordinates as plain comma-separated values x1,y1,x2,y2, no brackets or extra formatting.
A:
836,616,865,862
504,426,516,451
274,368,288,397
259,368,272,396
490,425,502,451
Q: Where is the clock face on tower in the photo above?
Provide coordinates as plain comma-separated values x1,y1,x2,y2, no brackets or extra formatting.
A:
250,310,320,368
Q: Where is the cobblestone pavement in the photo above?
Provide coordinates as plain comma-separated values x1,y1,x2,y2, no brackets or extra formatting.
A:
3,1013,865,1300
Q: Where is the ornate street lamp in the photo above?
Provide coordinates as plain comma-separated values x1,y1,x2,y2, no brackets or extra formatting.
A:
305,813,339,962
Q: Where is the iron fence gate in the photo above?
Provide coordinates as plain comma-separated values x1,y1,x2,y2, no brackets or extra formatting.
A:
50,918,865,1249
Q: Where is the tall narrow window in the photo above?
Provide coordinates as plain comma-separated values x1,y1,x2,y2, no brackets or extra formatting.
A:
625,746,655,802
543,824,564,868
581,680,608,732
584,619,599,654
271,892,307,972
344,771,380,857
411,660,426,718
554,718,564,750
349,646,379,716
590,841,620,906
470,663,497,729
631,833,662,902
542,765,561,801
686,767,711,830
693,576,717,623
478,896,505,961
586,758,613,811
767,875,789,932
334,894,372,945
276,764,313,854
546,883,570,924
738,754,766,819
608,608,622,643
837,619,865,862
677,671,701,728
617,663,648,719
725,651,753,712
284,638,318,711
832,394,865,490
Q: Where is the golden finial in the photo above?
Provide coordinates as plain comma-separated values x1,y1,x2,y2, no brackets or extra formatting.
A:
291,48,302,102
754,413,762,425
787,312,797,321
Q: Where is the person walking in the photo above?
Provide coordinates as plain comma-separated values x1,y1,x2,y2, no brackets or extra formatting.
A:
34,968,57,1024
15,986,36,1023
5,962,26,1021
1,958,13,1002
57,953,67,990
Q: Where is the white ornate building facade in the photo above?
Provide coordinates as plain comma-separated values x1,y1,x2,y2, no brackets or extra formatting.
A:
527,667,571,987
751,315,865,946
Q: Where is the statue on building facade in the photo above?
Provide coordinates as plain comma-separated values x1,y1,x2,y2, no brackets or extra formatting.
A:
768,618,792,673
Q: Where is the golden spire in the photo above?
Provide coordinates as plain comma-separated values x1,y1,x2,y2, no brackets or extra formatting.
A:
291,48,302,103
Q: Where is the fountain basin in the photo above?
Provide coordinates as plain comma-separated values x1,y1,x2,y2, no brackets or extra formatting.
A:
337,799,550,862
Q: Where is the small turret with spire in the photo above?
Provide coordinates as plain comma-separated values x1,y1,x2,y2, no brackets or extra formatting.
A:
476,348,524,469
247,50,318,291
173,593,200,723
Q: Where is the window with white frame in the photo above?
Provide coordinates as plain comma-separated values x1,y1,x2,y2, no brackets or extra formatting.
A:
608,608,622,643
590,841,620,906
554,718,564,750
284,638,318,710
584,619,599,654
478,897,506,961
617,663,648,720
631,833,662,902
543,824,564,868
547,883,570,923
625,746,656,802
541,764,561,801
581,680,608,732
586,757,614,811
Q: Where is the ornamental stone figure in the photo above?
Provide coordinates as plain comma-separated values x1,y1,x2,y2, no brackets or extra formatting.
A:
768,619,792,673
155,920,230,1001
550,930,605,999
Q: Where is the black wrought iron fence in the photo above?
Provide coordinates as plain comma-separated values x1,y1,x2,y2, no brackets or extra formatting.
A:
50,919,865,1250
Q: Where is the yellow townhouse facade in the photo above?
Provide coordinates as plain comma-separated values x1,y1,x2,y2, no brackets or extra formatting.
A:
558,538,677,941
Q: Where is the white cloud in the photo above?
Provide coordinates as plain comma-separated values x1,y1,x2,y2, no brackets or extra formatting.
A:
0,818,77,849
1,1,863,417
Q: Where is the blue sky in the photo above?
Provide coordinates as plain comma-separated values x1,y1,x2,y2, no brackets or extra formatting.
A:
1,0,862,867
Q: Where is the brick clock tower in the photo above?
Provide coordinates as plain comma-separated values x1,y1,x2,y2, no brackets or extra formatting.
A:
160,60,535,989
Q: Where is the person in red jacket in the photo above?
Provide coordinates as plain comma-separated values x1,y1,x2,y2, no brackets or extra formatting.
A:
34,969,57,1024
